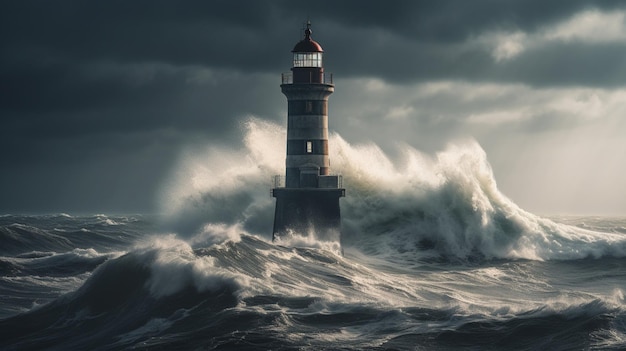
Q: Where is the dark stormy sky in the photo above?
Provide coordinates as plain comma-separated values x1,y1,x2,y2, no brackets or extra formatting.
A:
2,0,626,215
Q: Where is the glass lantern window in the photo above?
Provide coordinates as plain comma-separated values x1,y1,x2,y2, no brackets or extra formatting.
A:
293,52,322,67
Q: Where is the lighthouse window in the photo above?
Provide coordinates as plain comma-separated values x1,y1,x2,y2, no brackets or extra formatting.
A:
293,52,322,67
306,141,312,153
305,101,313,113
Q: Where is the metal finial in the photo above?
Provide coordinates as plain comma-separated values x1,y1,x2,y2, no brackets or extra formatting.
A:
304,20,312,39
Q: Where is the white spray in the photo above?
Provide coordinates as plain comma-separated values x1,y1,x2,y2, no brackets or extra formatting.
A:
159,117,626,261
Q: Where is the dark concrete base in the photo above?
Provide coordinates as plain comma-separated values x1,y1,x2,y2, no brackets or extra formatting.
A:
271,188,344,242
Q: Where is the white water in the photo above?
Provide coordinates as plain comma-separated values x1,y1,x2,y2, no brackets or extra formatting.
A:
159,117,626,261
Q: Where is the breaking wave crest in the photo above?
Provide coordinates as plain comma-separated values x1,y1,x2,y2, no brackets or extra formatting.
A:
160,117,626,261
333,139,626,261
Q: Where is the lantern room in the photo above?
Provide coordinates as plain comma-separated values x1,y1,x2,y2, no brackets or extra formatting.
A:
291,22,325,83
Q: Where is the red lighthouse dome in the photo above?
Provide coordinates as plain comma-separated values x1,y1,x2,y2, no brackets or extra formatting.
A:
292,26,323,53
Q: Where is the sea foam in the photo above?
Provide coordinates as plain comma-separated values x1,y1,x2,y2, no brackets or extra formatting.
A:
159,117,626,261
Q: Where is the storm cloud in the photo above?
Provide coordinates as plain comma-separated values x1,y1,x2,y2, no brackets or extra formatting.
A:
1,0,625,214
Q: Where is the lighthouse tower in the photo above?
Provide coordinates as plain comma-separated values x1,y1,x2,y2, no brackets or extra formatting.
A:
271,22,345,242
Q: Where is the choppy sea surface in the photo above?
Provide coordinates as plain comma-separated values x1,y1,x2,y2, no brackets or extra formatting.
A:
2,120,626,350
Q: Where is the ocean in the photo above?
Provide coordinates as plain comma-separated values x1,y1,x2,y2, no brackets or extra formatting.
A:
2,120,625,350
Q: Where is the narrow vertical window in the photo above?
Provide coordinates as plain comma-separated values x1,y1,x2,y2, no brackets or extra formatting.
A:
305,101,313,113
306,141,312,153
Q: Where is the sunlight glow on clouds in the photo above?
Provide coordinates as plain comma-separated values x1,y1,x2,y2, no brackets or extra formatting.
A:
490,31,527,62
340,79,626,128
385,105,415,120
467,110,527,125
549,91,604,120
481,9,626,62
545,9,626,43
364,79,389,92
466,87,626,125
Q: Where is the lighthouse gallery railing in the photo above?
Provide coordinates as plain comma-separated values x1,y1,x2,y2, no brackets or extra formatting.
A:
271,174,343,194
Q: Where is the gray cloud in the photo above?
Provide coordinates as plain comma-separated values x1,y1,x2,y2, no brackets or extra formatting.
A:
1,0,625,213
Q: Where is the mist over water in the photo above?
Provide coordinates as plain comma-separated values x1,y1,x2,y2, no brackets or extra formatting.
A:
159,118,284,237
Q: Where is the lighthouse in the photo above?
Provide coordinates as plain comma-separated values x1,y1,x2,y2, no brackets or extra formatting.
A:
271,22,345,242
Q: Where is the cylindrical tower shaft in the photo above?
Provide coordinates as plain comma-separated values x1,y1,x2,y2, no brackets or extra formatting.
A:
282,83,333,187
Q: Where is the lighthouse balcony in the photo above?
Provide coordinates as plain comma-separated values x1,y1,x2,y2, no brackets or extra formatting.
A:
271,174,344,195
282,72,333,85
319,175,343,188
272,175,286,188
